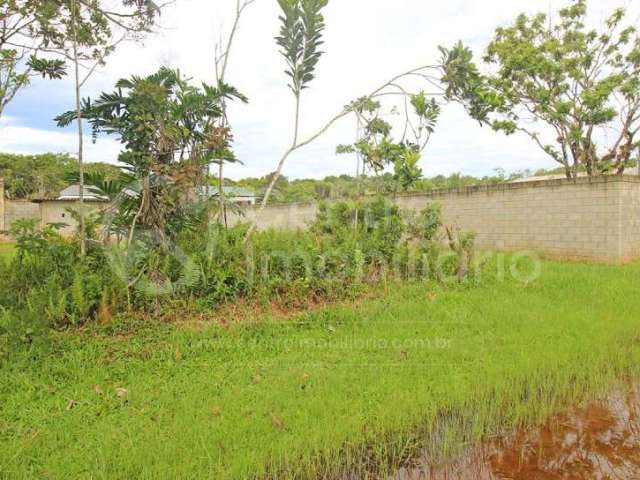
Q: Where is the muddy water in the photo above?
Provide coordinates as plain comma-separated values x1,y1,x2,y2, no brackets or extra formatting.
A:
395,386,640,480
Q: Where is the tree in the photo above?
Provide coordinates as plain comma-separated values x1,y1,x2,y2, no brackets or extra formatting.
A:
0,0,160,120
336,94,440,192
3,0,162,255
245,0,478,241
442,0,640,178
57,68,245,294
213,0,255,227
256,0,329,217
68,0,161,256
56,67,246,244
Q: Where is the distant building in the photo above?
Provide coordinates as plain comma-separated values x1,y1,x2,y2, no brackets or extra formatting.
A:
507,172,581,183
508,172,639,184
56,184,109,201
1,179,259,238
31,183,108,236
200,186,258,206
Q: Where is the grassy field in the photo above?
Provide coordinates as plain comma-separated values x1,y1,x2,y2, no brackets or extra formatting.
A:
2,258,640,478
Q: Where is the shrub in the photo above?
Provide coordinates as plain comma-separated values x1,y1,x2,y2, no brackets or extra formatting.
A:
0,197,478,353
313,197,405,262
406,203,442,244
0,220,120,346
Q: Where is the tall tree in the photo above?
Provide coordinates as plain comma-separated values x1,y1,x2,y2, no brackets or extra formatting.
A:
2,0,162,254
441,0,640,178
56,67,246,245
0,0,160,121
64,0,161,255
244,0,329,240
244,0,485,241
213,0,255,227
2,0,162,255
259,0,328,207
240,0,488,242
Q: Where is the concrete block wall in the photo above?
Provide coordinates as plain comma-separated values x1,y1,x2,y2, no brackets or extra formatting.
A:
0,177,104,237
4,200,41,230
238,202,319,231
231,176,640,263
39,200,105,236
3,175,640,262
0,177,41,233
393,177,634,262
0,178,4,232
620,180,640,261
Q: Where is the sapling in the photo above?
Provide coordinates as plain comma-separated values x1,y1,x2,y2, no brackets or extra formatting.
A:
213,0,256,227
246,0,481,241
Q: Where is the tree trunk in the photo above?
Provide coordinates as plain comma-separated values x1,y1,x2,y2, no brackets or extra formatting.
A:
244,94,301,242
214,0,255,229
259,94,300,210
218,160,227,228
71,0,86,256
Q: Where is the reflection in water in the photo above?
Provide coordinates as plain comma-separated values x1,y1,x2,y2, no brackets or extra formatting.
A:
396,386,640,480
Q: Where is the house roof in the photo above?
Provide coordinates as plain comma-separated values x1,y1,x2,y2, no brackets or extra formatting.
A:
199,186,257,198
34,183,255,203
57,184,108,201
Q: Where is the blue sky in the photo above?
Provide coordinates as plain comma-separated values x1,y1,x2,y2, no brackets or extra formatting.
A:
1,0,638,180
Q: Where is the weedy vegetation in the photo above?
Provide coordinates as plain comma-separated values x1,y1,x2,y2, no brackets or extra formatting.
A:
0,199,474,355
2,0,640,478
1,259,639,478
0,242,14,260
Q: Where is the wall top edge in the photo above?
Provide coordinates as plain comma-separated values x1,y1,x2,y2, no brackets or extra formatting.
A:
242,175,640,210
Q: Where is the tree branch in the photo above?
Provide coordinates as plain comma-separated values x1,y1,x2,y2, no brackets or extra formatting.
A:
244,64,443,241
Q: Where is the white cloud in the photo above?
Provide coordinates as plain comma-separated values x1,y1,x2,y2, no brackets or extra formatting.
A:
0,116,123,164
4,0,639,179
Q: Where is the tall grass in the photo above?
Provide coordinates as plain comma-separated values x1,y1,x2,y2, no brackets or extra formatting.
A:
0,200,463,331
1,259,639,478
0,242,14,260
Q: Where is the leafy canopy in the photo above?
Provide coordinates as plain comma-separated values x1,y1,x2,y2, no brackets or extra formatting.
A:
337,93,441,191
56,67,247,240
0,0,160,118
276,0,328,96
441,0,640,178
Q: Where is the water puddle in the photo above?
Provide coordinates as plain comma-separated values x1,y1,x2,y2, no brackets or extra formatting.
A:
395,385,640,479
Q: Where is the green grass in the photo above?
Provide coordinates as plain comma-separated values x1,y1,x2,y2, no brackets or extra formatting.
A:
0,242,14,260
2,258,640,478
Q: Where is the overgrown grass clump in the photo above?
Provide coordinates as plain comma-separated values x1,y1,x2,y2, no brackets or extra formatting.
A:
0,242,14,260
0,198,472,353
1,259,639,478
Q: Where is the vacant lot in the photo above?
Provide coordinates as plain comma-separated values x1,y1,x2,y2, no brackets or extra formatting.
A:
1,259,639,479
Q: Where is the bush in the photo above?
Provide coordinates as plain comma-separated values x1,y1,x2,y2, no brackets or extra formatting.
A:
406,203,442,244
0,198,478,353
0,220,120,350
313,197,405,261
